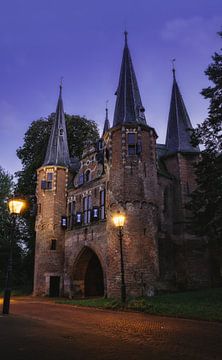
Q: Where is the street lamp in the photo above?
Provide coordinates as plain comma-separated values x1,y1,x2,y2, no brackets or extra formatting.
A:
113,212,126,303
2,197,27,315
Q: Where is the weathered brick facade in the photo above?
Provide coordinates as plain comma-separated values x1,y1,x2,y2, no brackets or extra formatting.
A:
33,35,211,299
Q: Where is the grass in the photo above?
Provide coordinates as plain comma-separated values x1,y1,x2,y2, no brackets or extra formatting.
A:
56,287,222,322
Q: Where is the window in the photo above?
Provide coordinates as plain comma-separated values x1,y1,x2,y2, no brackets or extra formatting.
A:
59,128,64,136
67,202,72,228
100,190,105,220
50,239,57,250
85,169,91,182
41,173,53,190
46,172,53,189
78,174,84,186
47,172,53,181
76,212,82,225
92,207,99,221
68,200,76,229
83,195,92,224
128,133,136,155
61,216,67,228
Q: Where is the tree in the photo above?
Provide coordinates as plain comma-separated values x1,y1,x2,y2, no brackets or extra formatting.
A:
0,167,31,290
15,114,99,287
0,167,13,287
189,31,222,285
16,114,99,195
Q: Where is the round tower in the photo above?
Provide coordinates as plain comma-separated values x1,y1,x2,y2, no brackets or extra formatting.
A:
105,33,159,299
33,86,70,296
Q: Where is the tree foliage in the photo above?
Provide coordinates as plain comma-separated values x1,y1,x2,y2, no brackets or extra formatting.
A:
188,31,222,284
16,114,99,195
0,167,13,287
0,167,32,289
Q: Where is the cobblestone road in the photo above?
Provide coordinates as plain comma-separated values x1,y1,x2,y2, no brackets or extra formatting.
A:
0,297,221,360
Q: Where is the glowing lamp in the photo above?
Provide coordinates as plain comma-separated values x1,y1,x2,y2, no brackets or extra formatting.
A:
8,198,26,215
113,213,125,228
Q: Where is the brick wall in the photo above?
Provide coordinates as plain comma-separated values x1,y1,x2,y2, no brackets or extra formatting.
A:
33,166,68,296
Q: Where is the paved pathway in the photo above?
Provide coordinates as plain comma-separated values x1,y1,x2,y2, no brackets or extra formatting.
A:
0,297,222,359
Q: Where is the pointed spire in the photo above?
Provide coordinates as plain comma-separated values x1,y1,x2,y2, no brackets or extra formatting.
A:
124,31,128,45
165,69,199,154
113,33,147,127
102,104,110,136
43,83,70,167
172,58,176,80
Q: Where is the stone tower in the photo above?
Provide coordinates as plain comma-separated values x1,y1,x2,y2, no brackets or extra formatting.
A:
105,33,159,298
33,85,70,296
165,67,200,227
160,68,206,289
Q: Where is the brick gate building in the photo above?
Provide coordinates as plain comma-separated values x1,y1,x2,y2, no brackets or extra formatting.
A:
33,33,211,299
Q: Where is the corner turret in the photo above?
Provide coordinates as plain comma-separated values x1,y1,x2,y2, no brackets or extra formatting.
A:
33,85,70,297
165,68,199,154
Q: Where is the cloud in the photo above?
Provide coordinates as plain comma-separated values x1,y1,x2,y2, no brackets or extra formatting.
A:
161,16,222,52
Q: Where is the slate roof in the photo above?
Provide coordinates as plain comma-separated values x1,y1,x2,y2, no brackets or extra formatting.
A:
165,70,199,154
113,32,147,127
43,85,70,167
102,108,110,136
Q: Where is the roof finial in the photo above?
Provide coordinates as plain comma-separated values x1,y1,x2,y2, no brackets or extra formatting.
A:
172,59,176,79
124,30,128,45
59,76,64,95
105,100,109,120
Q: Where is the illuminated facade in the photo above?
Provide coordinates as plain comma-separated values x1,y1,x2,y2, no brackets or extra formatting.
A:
33,34,211,299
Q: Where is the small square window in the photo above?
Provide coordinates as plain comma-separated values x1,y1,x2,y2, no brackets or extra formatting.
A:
128,133,136,145
47,173,53,181
127,133,137,155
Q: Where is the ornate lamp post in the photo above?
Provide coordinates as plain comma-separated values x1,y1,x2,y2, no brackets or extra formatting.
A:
113,212,126,303
2,197,27,315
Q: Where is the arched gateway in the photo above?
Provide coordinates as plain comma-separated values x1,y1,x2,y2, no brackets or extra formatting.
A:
72,247,104,297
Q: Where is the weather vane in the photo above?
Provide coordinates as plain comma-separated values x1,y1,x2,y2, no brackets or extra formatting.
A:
105,100,109,119
60,76,64,88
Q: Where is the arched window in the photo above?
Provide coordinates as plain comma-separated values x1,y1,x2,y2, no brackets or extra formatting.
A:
85,169,91,182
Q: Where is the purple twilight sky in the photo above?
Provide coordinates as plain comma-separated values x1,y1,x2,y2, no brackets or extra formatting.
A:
0,0,222,176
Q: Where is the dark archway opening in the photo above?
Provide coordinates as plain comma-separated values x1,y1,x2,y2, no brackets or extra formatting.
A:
85,253,104,296
73,247,104,297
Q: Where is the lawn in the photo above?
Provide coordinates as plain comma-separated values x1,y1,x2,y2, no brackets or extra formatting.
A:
56,287,222,322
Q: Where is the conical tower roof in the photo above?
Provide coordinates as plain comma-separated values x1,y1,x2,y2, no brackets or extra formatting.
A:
102,107,110,136
165,69,199,154
113,32,147,127
43,85,70,167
